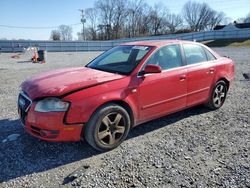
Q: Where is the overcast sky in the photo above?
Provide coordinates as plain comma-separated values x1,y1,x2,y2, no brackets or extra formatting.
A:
0,0,249,40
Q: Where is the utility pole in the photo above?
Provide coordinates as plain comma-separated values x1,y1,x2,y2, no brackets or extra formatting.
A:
79,9,86,40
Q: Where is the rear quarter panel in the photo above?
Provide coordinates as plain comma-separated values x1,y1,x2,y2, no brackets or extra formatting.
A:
213,57,235,87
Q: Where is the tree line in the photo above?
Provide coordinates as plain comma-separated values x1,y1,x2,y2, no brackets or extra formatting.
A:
50,0,250,41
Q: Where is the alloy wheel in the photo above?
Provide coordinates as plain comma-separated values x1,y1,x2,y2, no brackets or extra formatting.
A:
97,112,126,146
213,84,226,108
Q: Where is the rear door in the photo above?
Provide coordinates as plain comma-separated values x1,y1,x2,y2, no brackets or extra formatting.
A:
182,43,216,107
138,44,187,122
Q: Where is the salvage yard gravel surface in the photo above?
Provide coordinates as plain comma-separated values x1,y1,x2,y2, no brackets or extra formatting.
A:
0,48,249,187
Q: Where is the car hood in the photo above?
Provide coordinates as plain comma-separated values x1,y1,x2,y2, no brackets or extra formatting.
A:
21,67,125,99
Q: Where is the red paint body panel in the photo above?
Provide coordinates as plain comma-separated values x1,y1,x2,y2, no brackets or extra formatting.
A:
21,67,125,99
186,61,216,106
64,76,140,124
25,104,83,141
138,67,187,122
18,40,234,142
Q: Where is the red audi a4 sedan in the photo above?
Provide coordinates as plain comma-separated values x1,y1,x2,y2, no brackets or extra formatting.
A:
18,40,234,151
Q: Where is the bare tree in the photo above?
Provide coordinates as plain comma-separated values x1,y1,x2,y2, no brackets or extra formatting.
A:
237,12,250,23
165,13,183,33
58,25,73,41
209,11,226,30
77,28,92,40
148,3,169,35
182,1,215,31
126,0,147,37
138,4,154,36
112,0,128,39
93,0,183,39
85,8,98,40
94,0,129,39
84,0,227,40
95,0,115,39
50,30,61,40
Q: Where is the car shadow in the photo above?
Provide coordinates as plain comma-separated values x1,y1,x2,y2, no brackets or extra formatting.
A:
0,119,101,183
17,60,32,63
0,105,210,183
129,105,210,139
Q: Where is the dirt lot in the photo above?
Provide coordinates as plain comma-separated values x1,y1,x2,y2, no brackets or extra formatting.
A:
0,48,249,187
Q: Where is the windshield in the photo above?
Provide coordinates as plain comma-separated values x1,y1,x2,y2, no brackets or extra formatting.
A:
86,45,152,75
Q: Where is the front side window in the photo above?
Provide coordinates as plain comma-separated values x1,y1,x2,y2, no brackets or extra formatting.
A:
87,45,152,75
183,44,207,65
143,44,182,71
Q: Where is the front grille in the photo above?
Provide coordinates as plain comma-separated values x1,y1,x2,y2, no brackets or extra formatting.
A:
18,93,32,112
18,92,32,125
18,107,27,125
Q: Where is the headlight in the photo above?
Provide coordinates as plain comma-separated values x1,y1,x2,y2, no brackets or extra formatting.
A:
34,98,69,112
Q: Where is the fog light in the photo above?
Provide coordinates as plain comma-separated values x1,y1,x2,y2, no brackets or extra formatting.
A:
40,129,59,138
40,130,50,137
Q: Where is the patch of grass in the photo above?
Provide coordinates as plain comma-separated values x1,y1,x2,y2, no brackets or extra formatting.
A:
202,39,250,47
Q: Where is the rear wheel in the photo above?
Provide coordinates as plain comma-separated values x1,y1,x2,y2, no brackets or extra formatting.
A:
206,80,228,110
84,104,131,151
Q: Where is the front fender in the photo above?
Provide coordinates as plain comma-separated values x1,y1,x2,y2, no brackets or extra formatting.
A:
63,78,139,125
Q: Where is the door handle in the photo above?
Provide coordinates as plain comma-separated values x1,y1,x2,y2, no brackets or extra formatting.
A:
179,75,186,81
209,68,215,74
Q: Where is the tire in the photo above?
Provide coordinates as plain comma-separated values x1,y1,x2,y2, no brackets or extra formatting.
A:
205,80,228,110
84,103,131,151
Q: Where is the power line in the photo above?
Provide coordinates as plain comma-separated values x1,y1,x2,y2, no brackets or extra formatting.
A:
0,23,81,29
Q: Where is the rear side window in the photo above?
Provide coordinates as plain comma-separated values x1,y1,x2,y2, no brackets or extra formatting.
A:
183,44,207,65
203,47,216,61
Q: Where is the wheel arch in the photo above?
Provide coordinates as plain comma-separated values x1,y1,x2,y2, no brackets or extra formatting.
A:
85,99,135,128
206,76,230,104
205,77,229,110
99,100,135,127
216,77,230,90
81,99,135,140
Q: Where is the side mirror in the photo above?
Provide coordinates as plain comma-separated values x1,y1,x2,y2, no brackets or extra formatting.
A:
143,64,162,75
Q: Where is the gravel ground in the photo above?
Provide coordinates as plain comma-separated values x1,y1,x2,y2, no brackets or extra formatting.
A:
0,48,249,187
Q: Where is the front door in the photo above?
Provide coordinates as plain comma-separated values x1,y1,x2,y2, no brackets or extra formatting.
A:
138,44,187,122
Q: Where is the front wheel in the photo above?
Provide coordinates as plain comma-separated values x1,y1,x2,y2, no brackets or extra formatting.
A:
205,80,228,110
84,104,131,151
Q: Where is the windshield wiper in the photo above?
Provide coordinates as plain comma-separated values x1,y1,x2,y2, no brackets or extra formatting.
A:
87,66,126,75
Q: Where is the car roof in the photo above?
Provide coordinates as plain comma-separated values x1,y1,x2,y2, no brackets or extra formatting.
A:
121,39,221,58
121,40,186,47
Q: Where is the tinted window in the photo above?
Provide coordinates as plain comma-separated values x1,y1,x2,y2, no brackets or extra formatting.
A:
144,44,182,70
136,49,149,61
87,45,152,75
183,44,207,65
203,47,216,61
98,49,130,65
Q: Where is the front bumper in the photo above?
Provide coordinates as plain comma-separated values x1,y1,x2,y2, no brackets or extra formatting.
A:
18,95,83,142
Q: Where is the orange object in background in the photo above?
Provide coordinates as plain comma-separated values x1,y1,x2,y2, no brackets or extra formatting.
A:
32,48,37,63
